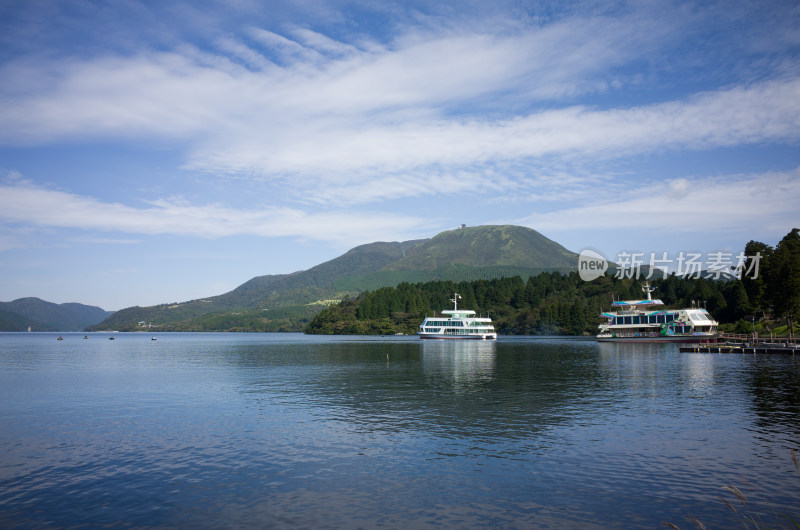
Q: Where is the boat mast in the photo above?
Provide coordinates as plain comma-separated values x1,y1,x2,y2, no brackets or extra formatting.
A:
642,282,655,301
450,293,461,311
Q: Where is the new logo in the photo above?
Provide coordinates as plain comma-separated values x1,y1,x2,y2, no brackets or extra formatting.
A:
578,249,608,281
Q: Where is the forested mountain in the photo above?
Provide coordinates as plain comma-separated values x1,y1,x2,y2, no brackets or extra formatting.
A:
308,228,800,336
87,225,799,334
0,298,113,331
89,225,578,331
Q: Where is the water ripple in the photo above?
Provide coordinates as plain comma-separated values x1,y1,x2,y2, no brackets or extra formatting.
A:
1,333,799,528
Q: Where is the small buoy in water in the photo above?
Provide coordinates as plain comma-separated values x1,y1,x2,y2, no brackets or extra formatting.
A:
57,336,63,340
151,337,157,341
386,353,389,361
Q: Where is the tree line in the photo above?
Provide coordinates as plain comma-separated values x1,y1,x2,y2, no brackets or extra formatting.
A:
739,228,800,334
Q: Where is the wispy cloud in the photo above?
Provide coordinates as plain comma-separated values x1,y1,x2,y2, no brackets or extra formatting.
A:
5,165,796,251
68,236,143,245
184,76,800,205
518,167,800,238
0,11,661,141
0,182,427,246
2,7,798,207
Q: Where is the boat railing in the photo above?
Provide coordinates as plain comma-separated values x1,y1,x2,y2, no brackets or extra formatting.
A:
719,333,800,344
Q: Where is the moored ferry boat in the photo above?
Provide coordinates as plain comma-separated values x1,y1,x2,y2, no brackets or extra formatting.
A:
418,293,497,340
597,283,718,343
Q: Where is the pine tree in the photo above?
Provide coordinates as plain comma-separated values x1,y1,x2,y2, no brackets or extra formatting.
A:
740,240,772,312
766,229,800,336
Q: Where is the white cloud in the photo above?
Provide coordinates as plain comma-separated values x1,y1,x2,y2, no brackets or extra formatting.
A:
182,76,800,205
0,182,427,246
290,27,360,57
0,11,669,146
518,167,800,237
1,4,798,208
216,36,277,71
248,28,323,65
68,236,143,245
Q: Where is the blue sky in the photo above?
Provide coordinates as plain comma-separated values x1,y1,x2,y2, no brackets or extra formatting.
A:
1,0,799,310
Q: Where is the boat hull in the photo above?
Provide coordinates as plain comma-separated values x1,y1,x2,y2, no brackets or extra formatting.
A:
418,333,496,340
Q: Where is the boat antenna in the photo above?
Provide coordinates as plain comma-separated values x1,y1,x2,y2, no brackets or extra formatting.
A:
450,292,461,311
642,282,654,301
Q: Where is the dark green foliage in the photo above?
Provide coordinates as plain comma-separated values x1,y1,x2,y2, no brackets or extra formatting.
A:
765,229,800,331
741,240,772,310
309,273,631,335
725,228,800,335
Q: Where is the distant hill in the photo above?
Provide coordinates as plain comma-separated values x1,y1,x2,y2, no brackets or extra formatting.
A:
0,298,114,331
90,225,580,331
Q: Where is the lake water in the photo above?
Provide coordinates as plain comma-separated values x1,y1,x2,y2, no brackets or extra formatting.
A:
1,333,799,529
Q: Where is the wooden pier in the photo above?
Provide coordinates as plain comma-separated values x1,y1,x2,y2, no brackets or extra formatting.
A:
718,333,800,344
680,342,800,354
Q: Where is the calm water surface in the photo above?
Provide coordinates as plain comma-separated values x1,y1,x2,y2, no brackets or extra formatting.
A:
1,332,799,528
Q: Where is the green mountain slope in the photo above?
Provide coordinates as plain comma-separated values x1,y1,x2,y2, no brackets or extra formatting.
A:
0,298,113,331
386,225,577,270
90,225,579,331
92,239,424,330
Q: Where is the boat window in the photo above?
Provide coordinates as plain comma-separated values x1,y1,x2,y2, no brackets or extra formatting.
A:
666,314,675,322
624,316,632,325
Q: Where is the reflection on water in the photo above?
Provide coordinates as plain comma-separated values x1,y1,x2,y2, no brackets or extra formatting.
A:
596,341,732,399
421,339,496,393
744,354,800,443
1,333,799,529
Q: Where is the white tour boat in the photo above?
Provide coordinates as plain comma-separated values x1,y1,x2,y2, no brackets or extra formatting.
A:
418,293,497,340
597,283,718,343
